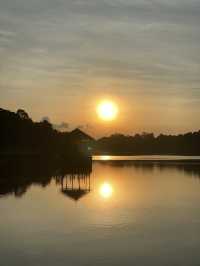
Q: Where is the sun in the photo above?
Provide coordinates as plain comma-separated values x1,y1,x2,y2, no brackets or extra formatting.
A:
97,100,118,121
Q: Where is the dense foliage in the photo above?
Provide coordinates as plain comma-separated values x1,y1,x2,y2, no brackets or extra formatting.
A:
0,108,84,157
96,131,200,155
1,107,200,155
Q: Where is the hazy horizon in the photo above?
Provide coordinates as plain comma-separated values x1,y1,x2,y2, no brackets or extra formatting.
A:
0,0,200,137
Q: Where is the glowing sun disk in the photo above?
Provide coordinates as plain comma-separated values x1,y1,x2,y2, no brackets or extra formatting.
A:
97,100,118,121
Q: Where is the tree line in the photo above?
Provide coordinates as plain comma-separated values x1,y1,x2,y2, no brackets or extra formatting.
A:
0,108,90,159
1,107,200,156
95,131,200,155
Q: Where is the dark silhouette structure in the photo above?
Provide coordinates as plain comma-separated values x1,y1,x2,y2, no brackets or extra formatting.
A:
1,107,200,156
0,156,92,198
59,174,91,201
55,159,92,201
95,132,200,155
0,108,94,159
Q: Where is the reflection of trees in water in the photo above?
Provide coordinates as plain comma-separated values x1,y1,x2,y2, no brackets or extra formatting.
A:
1,158,200,199
96,161,200,179
0,158,92,198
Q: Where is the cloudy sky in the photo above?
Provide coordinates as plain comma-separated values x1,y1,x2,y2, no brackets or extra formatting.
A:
0,0,200,136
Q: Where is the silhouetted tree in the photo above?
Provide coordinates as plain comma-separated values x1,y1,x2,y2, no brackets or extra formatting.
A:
95,130,200,155
0,108,93,159
2,107,200,156
16,109,31,120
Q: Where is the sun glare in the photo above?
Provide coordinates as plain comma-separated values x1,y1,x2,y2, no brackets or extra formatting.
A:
100,155,111,161
97,100,118,121
99,182,113,199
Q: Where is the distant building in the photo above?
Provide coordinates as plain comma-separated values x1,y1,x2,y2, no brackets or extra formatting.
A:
69,128,94,142
68,128,95,156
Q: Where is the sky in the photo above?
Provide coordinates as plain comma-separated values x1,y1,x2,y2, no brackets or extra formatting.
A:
0,0,200,137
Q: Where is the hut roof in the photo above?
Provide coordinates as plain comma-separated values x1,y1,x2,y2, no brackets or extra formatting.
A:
69,128,94,141
61,188,90,201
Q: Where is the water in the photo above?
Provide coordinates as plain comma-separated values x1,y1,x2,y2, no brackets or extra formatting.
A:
93,155,200,161
1,156,200,266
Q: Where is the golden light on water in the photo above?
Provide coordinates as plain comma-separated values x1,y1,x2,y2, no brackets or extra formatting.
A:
97,100,118,121
99,182,113,199
100,155,111,161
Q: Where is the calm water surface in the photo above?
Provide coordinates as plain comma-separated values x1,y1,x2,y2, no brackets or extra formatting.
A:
93,155,200,161
1,156,200,266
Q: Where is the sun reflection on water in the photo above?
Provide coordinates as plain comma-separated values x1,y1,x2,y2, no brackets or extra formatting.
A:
100,155,111,161
99,182,113,199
